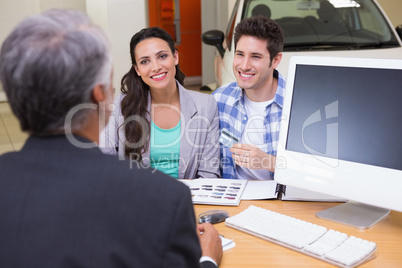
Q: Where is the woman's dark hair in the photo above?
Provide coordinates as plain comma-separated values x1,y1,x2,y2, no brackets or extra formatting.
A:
119,27,185,160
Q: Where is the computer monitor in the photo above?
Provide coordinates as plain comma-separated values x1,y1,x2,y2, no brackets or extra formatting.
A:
275,56,402,229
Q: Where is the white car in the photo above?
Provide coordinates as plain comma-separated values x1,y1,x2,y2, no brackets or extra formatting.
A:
202,0,402,89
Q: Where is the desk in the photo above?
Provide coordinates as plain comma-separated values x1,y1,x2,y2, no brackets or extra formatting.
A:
194,200,402,267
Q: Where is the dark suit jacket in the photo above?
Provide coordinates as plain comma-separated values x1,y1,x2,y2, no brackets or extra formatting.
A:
0,135,216,268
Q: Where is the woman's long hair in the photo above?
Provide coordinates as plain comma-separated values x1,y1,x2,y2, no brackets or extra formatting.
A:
119,27,185,160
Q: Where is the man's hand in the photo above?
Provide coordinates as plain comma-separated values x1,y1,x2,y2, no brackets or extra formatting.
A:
197,223,223,266
230,143,276,172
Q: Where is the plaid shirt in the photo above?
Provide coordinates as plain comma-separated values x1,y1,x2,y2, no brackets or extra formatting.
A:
212,70,286,179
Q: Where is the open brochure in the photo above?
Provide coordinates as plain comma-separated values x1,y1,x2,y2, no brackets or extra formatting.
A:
242,180,346,202
178,179,247,206
179,179,345,205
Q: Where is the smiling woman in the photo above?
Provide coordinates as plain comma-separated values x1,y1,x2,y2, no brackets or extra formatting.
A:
99,27,221,180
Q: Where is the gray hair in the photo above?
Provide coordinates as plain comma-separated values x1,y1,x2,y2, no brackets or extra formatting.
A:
0,9,112,135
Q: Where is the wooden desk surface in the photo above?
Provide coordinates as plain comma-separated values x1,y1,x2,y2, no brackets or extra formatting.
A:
194,200,402,268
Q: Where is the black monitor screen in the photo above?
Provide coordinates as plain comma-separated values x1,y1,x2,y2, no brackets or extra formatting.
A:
286,64,402,171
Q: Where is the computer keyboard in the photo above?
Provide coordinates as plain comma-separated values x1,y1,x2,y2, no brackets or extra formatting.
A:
225,205,377,268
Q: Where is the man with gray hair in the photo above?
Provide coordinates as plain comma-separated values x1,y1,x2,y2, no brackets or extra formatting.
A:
0,9,222,268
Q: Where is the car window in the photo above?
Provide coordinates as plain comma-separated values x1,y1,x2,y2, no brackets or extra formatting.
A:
243,0,399,51
226,0,241,51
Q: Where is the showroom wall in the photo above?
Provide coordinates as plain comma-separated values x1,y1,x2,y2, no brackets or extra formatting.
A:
377,0,402,27
0,0,147,101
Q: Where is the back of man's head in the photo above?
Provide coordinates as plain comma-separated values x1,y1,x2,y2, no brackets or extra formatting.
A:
0,9,112,136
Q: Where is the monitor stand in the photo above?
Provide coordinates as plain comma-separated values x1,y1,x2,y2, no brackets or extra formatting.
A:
316,201,390,229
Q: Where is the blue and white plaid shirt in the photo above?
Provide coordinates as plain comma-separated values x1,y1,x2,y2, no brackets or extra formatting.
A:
212,70,286,179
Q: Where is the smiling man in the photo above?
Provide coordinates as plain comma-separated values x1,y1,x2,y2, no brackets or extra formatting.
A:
213,16,286,180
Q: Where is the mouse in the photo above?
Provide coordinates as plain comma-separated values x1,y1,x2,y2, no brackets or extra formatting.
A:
198,210,229,224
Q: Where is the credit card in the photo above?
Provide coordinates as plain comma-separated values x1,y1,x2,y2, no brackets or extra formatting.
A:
219,128,240,148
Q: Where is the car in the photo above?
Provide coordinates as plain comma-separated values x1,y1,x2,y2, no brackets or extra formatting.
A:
201,0,402,89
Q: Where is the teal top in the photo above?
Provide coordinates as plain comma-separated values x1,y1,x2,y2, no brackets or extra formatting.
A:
150,120,181,178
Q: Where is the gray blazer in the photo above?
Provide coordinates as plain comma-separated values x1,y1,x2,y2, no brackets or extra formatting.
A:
100,83,220,179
